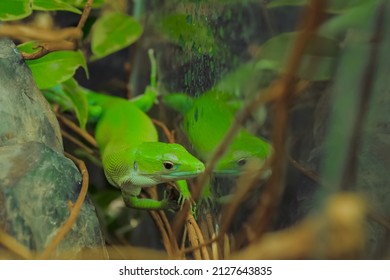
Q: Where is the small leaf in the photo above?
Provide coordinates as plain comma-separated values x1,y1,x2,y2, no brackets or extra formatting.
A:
43,79,89,129
161,14,215,54
42,84,74,112
267,0,306,8
319,0,380,40
66,0,105,8
61,79,89,129
326,0,378,13
0,0,31,21
259,32,339,81
17,41,88,89
216,60,277,97
267,0,377,13
32,0,81,14
91,13,143,60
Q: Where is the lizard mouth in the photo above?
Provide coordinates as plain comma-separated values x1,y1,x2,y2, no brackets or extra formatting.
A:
161,162,205,179
161,170,203,180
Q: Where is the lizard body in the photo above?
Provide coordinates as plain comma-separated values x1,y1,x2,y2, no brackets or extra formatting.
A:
87,91,204,210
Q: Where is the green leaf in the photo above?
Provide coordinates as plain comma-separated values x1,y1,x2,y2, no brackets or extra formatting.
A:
43,78,89,129
91,13,143,60
0,0,82,21
259,32,339,81
66,0,105,8
17,41,88,89
319,0,380,40
32,0,81,14
267,0,377,13
267,0,306,8
216,60,278,97
42,84,74,112
161,14,215,55
0,0,31,21
326,0,378,13
61,79,89,129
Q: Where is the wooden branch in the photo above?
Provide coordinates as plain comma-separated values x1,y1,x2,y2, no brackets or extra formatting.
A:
0,0,95,60
288,154,321,183
21,41,76,60
77,0,94,30
187,214,210,260
61,130,96,156
231,193,367,259
152,119,175,143
0,230,34,259
0,25,82,42
56,112,98,148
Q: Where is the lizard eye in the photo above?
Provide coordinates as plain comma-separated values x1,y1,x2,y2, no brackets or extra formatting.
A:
163,161,175,170
237,158,247,167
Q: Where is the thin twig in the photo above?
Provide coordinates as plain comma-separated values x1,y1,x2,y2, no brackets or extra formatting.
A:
142,189,180,258
148,210,175,257
206,214,219,259
236,0,326,246
187,215,210,260
152,119,175,143
56,112,98,147
37,153,89,259
288,154,321,183
0,230,34,259
186,219,202,260
21,41,76,60
219,160,270,239
77,0,94,30
61,130,96,156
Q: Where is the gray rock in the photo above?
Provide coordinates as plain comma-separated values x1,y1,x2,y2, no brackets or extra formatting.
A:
0,38,107,259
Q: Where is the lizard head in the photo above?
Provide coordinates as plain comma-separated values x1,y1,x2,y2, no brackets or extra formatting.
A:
131,142,205,185
213,133,272,177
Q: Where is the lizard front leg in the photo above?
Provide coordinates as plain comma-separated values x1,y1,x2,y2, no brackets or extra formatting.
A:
121,187,177,210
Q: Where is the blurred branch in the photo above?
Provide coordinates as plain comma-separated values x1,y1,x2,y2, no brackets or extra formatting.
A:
235,0,327,247
0,230,33,259
231,193,367,259
77,0,94,30
0,25,81,42
219,159,271,239
152,119,176,143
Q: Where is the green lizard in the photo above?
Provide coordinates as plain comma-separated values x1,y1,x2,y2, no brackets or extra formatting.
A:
85,88,205,210
163,90,272,199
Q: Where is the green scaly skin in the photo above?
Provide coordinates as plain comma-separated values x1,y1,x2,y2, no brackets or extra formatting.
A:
87,89,204,210
163,90,272,201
